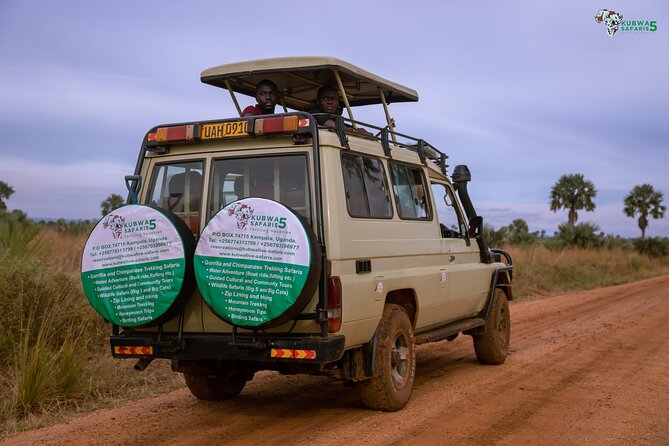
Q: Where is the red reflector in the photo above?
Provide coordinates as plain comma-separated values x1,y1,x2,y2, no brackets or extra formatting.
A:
255,116,299,135
155,125,195,143
298,118,310,128
114,346,154,355
147,132,157,142
328,276,342,333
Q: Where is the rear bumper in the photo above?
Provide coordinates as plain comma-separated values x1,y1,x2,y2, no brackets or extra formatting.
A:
110,332,346,366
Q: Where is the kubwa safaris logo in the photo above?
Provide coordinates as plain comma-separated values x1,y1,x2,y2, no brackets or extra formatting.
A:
595,9,658,36
228,202,254,229
102,213,126,239
81,205,193,327
194,197,319,329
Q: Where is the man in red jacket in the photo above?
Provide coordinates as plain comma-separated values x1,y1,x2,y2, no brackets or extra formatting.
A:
242,80,278,116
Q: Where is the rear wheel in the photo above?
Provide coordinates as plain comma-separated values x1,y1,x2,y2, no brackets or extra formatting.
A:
184,369,254,401
473,288,510,365
358,304,416,411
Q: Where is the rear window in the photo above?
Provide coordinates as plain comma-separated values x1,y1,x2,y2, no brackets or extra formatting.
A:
146,160,204,236
208,154,311,224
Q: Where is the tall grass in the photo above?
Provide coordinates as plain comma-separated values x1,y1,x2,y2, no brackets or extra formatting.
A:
507,244,669,300
0,221,183,437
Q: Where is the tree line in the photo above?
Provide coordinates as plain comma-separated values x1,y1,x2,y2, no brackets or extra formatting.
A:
0,176,666,243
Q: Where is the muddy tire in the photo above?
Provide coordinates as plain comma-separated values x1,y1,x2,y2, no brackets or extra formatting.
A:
358,304,416,412
474,288,510,365
184,369,253,401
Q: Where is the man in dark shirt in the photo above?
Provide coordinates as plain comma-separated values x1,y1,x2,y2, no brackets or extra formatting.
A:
311,85,341,127
312,85,372,136
242,80,278,116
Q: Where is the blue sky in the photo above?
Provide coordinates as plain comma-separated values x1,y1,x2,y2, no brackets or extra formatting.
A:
0,1,667,237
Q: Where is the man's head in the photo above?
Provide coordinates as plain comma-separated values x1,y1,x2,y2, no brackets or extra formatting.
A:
317,85,341,114
255,79,278,114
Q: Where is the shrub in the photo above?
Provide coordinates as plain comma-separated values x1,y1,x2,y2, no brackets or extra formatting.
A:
633,237,669,258
484,224,508,248
548,222,603,249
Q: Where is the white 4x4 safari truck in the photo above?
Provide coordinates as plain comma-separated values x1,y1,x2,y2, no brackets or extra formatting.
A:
81,57,513,411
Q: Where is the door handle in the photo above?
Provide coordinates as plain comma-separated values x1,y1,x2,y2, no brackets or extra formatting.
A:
448,255,456,262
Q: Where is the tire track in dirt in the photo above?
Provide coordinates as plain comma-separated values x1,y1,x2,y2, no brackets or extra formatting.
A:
3,275,669,446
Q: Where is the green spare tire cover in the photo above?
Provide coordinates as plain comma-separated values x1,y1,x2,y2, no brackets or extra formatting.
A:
81,205,196,327
194,197,321,329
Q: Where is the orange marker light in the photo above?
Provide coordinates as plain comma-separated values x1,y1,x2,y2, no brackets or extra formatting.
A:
254,116,299,135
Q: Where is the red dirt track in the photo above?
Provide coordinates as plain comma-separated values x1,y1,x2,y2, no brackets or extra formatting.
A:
4,275,669,445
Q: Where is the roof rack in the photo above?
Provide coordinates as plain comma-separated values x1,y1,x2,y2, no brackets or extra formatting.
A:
312,113,449,177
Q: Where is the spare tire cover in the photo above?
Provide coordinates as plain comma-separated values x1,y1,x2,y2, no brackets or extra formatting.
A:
194,197,321,329
81,205,196,327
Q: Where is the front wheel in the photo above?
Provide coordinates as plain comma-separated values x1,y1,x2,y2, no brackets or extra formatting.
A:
184,369,254,401
358,304,416,411
473,288,510,365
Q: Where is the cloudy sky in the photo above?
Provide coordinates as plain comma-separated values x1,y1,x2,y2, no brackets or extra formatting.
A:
1,1,667,237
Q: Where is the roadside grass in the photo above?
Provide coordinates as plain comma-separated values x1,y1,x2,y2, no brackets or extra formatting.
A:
1,224,668,437
0,228,183,437
507,244,669,300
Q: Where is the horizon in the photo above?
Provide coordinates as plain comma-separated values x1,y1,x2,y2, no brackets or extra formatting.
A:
1,1,667,238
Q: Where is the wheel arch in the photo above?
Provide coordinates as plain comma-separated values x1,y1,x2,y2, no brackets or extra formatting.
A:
384,288,418,327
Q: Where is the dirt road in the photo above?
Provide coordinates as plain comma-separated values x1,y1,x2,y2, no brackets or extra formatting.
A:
5,275,669,446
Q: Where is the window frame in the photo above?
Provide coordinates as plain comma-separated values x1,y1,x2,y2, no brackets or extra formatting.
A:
206,153,313,225
388,161,433,221
340,151,394,220
430,181,468,239
144,158,206,236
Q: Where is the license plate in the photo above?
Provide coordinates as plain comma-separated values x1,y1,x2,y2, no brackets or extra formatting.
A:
201,120,248,140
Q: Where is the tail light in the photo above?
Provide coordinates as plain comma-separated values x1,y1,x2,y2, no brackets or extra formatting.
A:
254,115,299,135
327,276,342,333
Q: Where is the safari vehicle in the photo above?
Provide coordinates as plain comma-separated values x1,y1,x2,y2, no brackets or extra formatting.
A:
81,57,513,411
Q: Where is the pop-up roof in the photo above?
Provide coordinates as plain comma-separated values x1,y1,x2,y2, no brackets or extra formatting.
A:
200,56,419,111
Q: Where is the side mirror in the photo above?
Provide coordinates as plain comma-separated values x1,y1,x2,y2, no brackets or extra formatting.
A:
468,216,483,238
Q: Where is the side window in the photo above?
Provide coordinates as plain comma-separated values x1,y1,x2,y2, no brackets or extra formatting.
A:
146,160,204,236
389,163,431,220
431,183,466,238
209,155,311,224
341,153,392,218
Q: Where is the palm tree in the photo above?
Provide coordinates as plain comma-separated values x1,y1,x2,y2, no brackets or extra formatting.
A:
549,174,597,226
100,193,125,216
623,184,666,239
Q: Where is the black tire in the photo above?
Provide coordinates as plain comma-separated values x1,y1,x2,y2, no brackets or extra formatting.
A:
474,288,510,365
184,369,253,401
358,304,416,412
